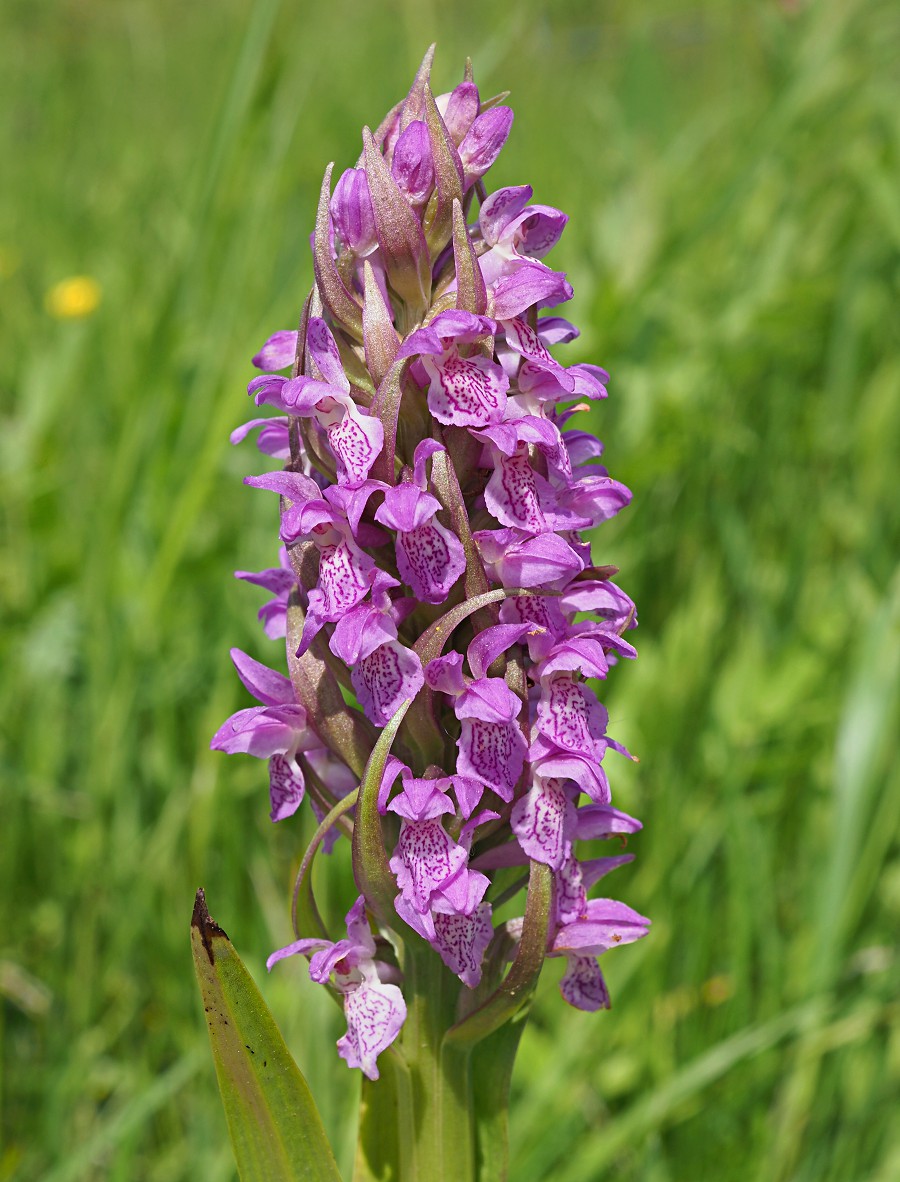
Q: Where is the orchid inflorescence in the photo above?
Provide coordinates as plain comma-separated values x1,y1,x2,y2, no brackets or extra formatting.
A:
212,46,649,1088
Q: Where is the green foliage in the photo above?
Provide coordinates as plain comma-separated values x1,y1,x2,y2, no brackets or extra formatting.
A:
1,1,898,1179
190,891,341,1182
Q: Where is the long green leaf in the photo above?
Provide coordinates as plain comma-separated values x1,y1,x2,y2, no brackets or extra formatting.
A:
351,701,412,925
471,1014,528,1182
445,861,552,1047
190,889,342,1182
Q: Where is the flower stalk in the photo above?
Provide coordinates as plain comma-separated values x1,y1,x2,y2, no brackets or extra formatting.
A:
209,45,650,1179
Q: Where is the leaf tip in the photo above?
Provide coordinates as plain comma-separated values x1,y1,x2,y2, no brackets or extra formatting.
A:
192,887,229,964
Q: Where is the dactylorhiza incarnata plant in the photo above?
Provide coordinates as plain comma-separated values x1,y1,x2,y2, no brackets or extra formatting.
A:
205,46,649,1182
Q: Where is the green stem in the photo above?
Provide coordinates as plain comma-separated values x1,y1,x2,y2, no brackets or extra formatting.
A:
403,944,474,1182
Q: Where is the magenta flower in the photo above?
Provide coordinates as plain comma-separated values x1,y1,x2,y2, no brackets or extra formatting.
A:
213,48,649,1107
267,896,406,1079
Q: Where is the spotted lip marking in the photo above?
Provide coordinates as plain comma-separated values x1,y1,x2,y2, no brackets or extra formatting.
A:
191,887,230,966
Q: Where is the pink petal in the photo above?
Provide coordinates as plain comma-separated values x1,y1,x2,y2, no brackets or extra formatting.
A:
423,349,508,427
510,778,575,871
338,978,407,1080
396,518,466,604
457,718,526,802
268,754,305,822
431,903,493,987
352,641,424,726
559,955,610,1012
252,330,299,371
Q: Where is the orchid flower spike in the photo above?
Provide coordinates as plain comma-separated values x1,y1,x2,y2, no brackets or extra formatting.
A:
214,46,648,1093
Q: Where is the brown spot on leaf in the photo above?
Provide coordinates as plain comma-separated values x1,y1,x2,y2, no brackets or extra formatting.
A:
191,888,230,965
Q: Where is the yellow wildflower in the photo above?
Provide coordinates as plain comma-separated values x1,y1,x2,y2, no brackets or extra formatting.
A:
45,276,102,319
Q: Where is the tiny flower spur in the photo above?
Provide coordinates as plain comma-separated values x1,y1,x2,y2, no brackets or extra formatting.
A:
203,46,649,1182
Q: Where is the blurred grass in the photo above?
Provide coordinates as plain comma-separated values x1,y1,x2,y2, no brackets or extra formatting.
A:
2,0,899,1178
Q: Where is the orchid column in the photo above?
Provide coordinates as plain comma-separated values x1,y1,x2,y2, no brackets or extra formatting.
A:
211,46,649,1182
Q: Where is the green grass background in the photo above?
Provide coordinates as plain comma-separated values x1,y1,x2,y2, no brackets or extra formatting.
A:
2,0,899,1178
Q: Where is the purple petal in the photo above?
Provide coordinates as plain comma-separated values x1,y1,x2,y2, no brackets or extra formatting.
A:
536,672,608,760
553,898,651,955
574,803,643,840
244,469,321,504
330,167,377,255
532,746,611,805
539,637,611,682
230,647,294,706
395,310,495,361
488,262,573,320
502,317,574,390
538,316,580,345
315,538,377,620
330,600,397,666
395,518,466,604
230,416,291,459
388,776,455,823
266,936,330,972
431,903,493,987
439,82,480,145
210,704,306,758
510,205,568,259
411,437,445,487
252,330,299,371
377,755,408,814
475,528,584,589
559,955,610,1011
560,580,636,631
510,779,575,871
324,398,384,484
459,107,513,182
483,447,549,532
390,819,467,912
466,622,536,680
374,484,441,533
560,476,631,527
424,651,466,697
306,317,351,393
268,754,305,821
352,640,425,726
338,977,407,1081
391,120,434,206
422,349,508,427
479,185,533,246
457,718,526,802
451,775,485,820
455,677,521,725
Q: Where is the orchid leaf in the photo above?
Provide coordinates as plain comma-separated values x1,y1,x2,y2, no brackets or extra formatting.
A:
362,259,399,390
451,198,487,316
291,787,359,940
423,84,464,254
353,1051,414,1182
190,890,342,1182
444,861,552,1047
351,700,411,925
399,43,435,129
471,1014,528,1182
363,127,431,313
313,163,363,340
369,358,411,485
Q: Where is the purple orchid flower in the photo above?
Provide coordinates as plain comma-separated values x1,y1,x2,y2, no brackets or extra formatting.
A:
373,438,466,603
267,896,406,1079
213,49,649,1091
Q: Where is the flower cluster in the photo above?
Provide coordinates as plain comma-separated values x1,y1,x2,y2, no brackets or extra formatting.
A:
212,49,649,1080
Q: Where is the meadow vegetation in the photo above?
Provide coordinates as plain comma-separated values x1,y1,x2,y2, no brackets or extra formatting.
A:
2,0,899,1178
